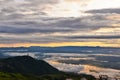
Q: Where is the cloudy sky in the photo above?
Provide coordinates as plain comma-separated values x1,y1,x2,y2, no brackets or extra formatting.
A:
0,0,120,47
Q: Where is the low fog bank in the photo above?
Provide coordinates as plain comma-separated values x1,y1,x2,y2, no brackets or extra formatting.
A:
1,52,120,78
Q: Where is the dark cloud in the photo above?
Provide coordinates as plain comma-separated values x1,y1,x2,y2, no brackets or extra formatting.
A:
0,14,119,34
0,17,109,34
85,8,120,14
66,35,120,39
0,25,73,34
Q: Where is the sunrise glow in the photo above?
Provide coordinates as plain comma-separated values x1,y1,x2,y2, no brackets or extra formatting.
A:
0,0,120,47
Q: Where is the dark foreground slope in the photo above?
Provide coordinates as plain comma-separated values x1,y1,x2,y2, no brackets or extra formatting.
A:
0,56,59,75
0,56,96,80
0,72,96,80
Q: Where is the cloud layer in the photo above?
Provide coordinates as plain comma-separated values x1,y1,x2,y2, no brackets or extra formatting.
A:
0,0,120,47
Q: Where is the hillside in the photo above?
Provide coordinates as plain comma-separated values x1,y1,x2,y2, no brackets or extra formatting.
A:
0,72,96,80
0,56,60,75
0,56,96,80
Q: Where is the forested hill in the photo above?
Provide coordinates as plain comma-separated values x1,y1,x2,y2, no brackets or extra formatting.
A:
0,56,96,80
0,56,60,75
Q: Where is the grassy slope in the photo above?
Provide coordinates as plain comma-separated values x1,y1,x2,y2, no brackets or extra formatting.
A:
0,72,96,80
0,72,40,80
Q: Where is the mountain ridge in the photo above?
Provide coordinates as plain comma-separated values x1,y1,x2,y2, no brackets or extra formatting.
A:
0,56,60,75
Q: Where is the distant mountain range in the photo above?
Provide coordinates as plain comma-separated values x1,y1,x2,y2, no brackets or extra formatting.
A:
0,46,120,54
0,46,120,53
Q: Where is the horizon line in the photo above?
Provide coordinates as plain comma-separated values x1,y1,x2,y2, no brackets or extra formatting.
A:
0,45,120,48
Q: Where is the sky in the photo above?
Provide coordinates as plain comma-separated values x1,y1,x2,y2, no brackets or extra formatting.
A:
0,0,120,47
